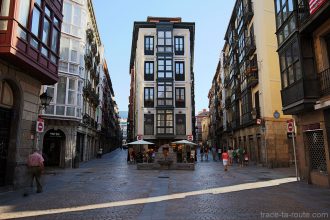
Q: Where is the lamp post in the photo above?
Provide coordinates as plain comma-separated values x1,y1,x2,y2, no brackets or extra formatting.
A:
35,91,52,150
39,91,53,110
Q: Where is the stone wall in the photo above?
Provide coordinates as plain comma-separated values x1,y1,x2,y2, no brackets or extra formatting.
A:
0,59,41,188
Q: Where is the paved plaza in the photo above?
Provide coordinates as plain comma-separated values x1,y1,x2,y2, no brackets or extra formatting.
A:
0,149,329,220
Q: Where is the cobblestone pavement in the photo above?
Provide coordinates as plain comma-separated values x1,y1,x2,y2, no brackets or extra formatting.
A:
0,149,329,220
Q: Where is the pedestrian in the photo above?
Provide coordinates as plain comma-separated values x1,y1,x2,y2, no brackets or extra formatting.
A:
97,148,103,158
200,145,204,161
217,147,222,161
204,145,209,161
222,149,229,171
27,149,44,193
228,147,233,165
244,151,249,166
232,148,237,165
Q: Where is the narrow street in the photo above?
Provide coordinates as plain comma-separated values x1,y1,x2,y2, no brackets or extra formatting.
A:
1,149,329,220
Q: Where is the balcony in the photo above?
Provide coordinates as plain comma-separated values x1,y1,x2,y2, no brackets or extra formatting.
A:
245,36,256,57
86,29,94,43
298,0,330,33
84,53,93,70
318,68,330,96
281,77,319,115
83,81,99,107
83,114,98,130
243,0,254,25
0,0,63,84
247,71,258,88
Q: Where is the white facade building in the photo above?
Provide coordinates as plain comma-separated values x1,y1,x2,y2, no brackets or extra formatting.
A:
128,17,196,146
40,0,111,167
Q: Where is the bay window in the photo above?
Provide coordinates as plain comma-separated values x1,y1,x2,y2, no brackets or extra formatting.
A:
157,30,172,52
44,76,82,118
157,82,173,106
157,110,174,135
158,56,172,79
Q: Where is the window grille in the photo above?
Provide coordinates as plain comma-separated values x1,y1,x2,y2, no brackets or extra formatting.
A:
304,130,327,174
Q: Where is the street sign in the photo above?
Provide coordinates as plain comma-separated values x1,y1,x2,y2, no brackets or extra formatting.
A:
273,110,280,119
187,135,193,141
36,121,44,133
287,119,294,133
137,135,143,140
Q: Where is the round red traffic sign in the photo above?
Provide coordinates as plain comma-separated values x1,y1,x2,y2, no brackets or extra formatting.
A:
287,121,294,133
36,121,44,133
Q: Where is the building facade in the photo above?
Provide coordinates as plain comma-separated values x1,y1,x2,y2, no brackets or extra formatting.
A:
201,116,211,146
196,109,210,145
0,0,63,187
208,61,223,148
119,111,128,144
274,0,330,187
210,0,293,167
40,0,120,168
128,17,195,146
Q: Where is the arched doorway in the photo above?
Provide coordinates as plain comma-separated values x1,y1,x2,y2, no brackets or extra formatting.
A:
0,80,15,186
43,129,65,167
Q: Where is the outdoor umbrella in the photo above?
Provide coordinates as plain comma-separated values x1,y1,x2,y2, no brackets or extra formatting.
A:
127,140,155,145
171,140,197,162
171,140,197,145
127,140,155,152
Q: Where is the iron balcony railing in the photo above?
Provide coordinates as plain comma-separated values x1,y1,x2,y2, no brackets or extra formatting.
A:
318,68,330,96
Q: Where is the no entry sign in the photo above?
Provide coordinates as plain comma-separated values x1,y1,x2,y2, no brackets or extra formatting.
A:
36,121,44,133
287,119,294,133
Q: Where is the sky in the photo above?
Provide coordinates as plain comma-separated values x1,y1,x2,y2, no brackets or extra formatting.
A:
93,0,236,113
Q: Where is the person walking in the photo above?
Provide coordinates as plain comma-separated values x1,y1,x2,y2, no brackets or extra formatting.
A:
27,149,44,193
200,145,204,161
204,145,209,161
222,149,229,171
217,147,222,161
228,147,233,165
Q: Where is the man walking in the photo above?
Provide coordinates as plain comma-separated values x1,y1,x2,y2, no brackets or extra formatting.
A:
27,149,44,193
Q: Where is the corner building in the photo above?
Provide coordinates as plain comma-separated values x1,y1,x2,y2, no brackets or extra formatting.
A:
0,0,63,187
220,0,292,167
128,17,195,146
274,0,330,187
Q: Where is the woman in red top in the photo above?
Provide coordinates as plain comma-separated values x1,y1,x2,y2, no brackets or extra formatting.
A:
222,150,229,171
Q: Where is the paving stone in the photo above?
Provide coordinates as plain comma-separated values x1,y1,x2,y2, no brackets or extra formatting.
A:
0,149,329,220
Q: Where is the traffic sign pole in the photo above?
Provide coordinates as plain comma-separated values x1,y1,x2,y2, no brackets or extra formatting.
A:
287,119,299,181
292,132,299,181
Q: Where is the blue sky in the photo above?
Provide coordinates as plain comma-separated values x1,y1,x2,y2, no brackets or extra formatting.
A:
93,0,235,113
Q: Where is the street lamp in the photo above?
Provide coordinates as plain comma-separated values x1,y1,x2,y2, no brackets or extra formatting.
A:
39,91,52,109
